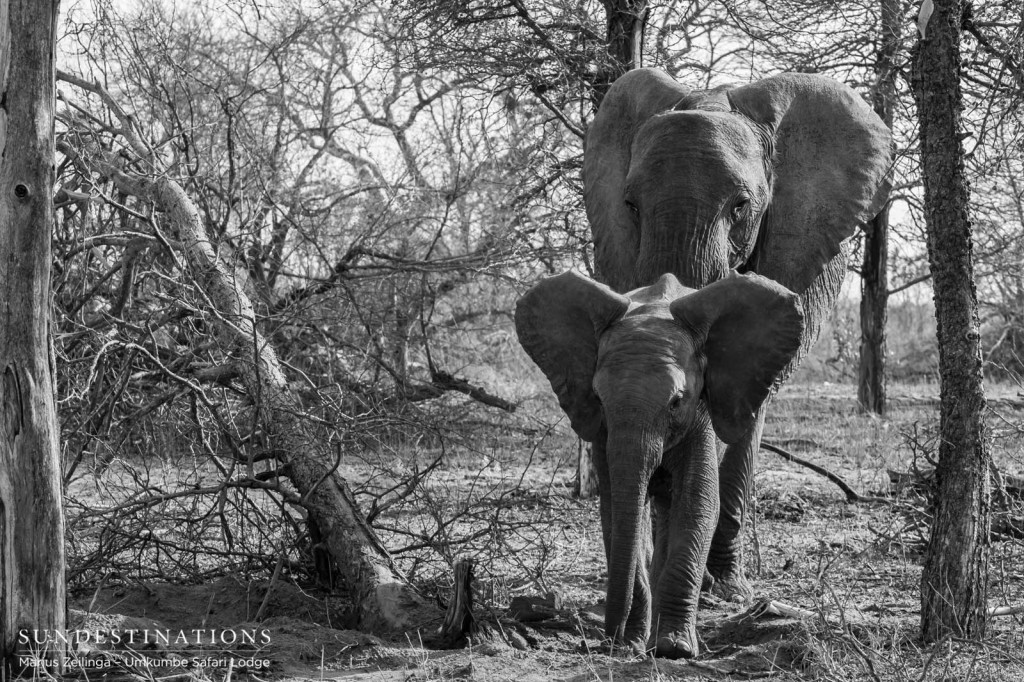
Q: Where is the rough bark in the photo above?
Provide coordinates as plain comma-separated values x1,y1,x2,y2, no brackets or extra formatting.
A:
0,0,66,672
858,0,899,415
574,441,599,499
593,0,649,107
129,175,428,632
911,0,991,641
858,208,888,414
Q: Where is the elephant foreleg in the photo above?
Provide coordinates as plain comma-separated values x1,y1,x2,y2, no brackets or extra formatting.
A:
706,404,767,603
652,430,718,659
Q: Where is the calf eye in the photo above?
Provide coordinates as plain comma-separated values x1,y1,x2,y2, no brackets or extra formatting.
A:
668,394,685,412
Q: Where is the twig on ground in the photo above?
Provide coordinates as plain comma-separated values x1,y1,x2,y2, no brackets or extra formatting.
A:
255,542,287,621
761,441,889,503
743,597,817,620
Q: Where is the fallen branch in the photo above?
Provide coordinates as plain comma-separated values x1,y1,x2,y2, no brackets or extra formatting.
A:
890,466,1024,501
989,605,1024,617
744,597,817,620
399,369,517,412
430,370,517,412
761,441,888,503
743,596,1022,624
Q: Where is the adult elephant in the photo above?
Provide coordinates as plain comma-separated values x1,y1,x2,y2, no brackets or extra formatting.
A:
583,69,891,605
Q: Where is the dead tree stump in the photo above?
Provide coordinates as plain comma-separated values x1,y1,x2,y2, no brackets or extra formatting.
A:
438,558,478,647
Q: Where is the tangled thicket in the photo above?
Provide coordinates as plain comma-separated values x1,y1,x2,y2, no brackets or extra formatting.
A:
53,0,1024,595
55,1,585,593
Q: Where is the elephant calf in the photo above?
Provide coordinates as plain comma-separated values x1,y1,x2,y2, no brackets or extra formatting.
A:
516,270,803,658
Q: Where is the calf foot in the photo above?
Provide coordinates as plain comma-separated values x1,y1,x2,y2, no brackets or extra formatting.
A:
707,565,753,604
653,626,698,659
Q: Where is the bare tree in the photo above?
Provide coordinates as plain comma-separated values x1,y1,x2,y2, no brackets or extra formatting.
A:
857,0,900,414
54,0,570,625
911,0,991,641
0,0,65,672
57,65,430,630
593,0,649,104
960,3,1024,377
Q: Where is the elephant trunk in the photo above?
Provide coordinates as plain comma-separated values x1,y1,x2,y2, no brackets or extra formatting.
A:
632,208,730,289
603,427,660,646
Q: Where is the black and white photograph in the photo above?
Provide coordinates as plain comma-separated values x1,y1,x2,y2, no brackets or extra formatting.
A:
0,0,1022,679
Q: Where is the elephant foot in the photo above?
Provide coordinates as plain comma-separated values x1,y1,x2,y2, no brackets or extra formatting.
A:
701,567,715,592
707,566,753,604
653,627,698,659
699,591,723,609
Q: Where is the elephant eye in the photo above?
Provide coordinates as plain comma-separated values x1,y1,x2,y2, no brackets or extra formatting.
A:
668,393,685,412
624,199,639,217
730,198,749,221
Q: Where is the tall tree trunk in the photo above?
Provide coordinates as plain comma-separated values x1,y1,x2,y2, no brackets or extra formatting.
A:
858,209,888,414
593,0,649,108
574,441,599,498
858,0,900,415
910,0,991,641
0,0,66,673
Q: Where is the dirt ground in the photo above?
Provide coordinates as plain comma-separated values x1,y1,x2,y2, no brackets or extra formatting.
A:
61,382,1024,681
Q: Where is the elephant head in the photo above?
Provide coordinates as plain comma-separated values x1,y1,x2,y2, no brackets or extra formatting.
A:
584,68,891,359
515,270,803,657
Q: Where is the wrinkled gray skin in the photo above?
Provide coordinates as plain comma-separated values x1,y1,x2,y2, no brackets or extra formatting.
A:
583,69,892,607
516,271,803,658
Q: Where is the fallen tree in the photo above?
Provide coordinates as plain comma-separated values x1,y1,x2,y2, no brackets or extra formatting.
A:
151,176,429,631
57,72,435,633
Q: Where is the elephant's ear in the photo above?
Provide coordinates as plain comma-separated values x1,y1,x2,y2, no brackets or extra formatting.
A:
584,69,691,291
515,272,631,442
670,272,803,444
728,73,892,295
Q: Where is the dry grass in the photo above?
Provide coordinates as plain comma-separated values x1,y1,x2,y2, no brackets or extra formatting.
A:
60,378,1024,681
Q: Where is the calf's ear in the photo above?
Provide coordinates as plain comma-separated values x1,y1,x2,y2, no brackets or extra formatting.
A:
670,272,803,443
515,272,630,442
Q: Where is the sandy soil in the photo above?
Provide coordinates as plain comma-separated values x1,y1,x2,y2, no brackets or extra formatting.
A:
60,382,1024,681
